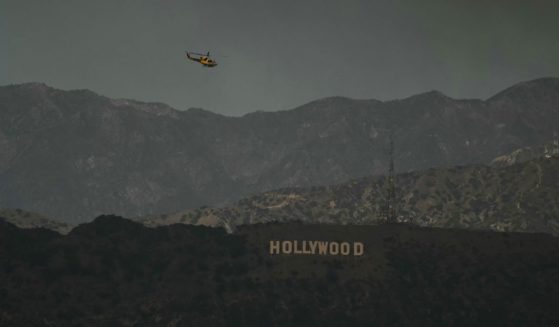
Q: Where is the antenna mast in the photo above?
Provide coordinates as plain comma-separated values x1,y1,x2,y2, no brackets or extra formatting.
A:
385,130,396,223
554,132,559,156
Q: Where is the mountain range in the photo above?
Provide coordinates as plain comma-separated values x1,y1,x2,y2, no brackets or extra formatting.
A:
1,78,558,223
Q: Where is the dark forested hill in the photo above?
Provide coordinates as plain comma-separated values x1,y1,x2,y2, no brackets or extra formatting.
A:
1,217,558,326
1,78,558,223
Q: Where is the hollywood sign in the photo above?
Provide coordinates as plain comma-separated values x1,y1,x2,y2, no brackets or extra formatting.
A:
269,240,364,256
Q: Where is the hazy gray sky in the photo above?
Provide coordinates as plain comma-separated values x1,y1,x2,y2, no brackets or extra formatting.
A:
2,0,559,115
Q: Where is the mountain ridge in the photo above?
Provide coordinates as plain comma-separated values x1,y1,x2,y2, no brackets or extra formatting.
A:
7,76,558,115
1,77,558,223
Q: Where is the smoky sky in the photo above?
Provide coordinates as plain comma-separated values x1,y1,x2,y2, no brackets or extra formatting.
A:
2,0,559,116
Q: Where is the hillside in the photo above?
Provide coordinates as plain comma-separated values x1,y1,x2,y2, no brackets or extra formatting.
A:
1,78,558,223
143,156,559,235
1,217,558,326
490,140,559,167
0,208,72,234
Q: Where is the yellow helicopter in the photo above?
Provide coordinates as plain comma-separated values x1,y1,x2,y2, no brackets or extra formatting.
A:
185,51,218,67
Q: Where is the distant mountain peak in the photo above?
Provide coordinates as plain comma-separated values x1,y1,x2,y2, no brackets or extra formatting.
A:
314,95,354,103
289,96,383,116
4,82,52,95
111,98,180,118
518,76,559,86
304,95,382,106
19,82,50,89
488,77,559,102
400,90,451,103
185,107,224,117
426,90,448,97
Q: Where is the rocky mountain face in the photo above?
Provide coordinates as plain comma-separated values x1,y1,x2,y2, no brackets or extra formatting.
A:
490,140,559,167
0,208,72,234
1,217,558,326
144,156,559,236
1,78,558,223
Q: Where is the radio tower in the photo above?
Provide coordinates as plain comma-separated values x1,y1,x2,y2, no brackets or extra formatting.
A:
553,132,559,156
385,130,396,223
546,132,559,158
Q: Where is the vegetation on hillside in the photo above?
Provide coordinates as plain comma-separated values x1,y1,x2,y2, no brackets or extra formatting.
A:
144,156,559,235
1,217,558,326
